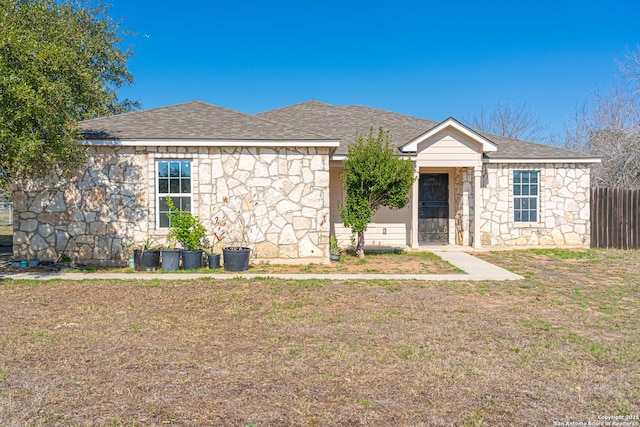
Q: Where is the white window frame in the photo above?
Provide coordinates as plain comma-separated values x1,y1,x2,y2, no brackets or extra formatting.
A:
513,170,539,223
156,159,193,229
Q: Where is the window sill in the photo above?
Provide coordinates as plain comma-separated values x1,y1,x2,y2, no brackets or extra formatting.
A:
512,221,542,228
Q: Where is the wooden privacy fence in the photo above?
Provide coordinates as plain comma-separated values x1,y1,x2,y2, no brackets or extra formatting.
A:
591,187,640,249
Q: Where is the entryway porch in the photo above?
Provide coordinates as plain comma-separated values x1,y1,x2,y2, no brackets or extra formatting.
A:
408,166,483,249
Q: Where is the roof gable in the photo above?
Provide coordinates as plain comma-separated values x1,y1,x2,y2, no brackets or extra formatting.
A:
401,118,498,153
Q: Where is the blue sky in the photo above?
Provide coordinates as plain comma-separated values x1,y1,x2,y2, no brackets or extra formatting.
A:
112,0,639,141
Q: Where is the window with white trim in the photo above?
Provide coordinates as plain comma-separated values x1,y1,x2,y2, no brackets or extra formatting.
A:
513,171,538,222
157,160,192,228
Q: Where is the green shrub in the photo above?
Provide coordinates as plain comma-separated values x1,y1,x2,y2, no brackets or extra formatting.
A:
166,197,206,251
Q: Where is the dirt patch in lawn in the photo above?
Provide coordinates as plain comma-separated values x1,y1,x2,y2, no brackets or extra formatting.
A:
247,250,463,274
0,248,638,426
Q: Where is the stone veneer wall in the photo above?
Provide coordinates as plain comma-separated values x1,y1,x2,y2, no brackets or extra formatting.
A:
198,147,331,261
480,163,591,247
13,147,148,265
13,146,331,265
453,168,474,246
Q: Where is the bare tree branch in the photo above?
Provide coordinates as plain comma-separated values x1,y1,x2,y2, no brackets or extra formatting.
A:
618,45,640,93
559,48,640,189
465,101,547,142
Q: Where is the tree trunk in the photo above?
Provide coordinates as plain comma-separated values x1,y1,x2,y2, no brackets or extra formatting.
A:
356,230,365,259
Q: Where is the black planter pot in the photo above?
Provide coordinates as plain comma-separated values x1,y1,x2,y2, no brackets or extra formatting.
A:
330,253,340,261
223,247,251,272
161,250,181,271
208,253,221,269
182,250,203,270
133,249,160,271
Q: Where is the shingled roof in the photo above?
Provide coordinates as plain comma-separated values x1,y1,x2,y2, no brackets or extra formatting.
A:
80,99,597,161
257,101,598,161
477,132,594,160
256,101,438,156
80,100,330,141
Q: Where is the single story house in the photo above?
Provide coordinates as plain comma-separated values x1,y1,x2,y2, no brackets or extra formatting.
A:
12,100,600,265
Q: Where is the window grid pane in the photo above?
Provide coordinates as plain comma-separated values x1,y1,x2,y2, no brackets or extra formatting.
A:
513,171,539,223
169,161,180,177
182,161,191,177
169,179,178,193
158,162,168,178
158,179,168,193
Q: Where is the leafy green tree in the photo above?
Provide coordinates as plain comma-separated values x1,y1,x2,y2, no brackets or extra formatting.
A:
0,0,136,189
339,128,415,258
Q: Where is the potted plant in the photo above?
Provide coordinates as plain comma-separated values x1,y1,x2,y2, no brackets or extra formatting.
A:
207,251,221,269
166,197,207,270
204,231,223,270
133,239,161,271
329,234,341,261
213,193,267,272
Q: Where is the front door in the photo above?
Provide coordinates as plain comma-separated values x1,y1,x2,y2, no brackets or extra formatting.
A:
418,173,449,243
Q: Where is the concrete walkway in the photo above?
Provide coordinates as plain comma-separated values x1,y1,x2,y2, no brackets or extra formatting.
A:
0,251,523,282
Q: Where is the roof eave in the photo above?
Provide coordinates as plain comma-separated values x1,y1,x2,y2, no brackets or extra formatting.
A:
329,155,601,164
331,153,416,162
483,157,602,164
80,139,341,148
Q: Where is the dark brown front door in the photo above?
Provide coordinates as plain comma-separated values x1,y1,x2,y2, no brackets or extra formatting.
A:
418,173,449,243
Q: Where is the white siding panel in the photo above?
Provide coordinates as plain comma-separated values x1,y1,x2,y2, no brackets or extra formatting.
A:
416,130,482,167
329,165,412,246
333,223,407,247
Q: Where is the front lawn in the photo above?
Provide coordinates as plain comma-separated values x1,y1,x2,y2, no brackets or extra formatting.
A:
0,248,638,425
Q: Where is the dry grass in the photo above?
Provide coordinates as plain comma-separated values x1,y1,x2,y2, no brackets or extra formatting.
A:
248,250,462,274
0,248,638,426
62,250,461,275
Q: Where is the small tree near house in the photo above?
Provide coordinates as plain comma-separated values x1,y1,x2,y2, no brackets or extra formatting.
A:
339,128,415,258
